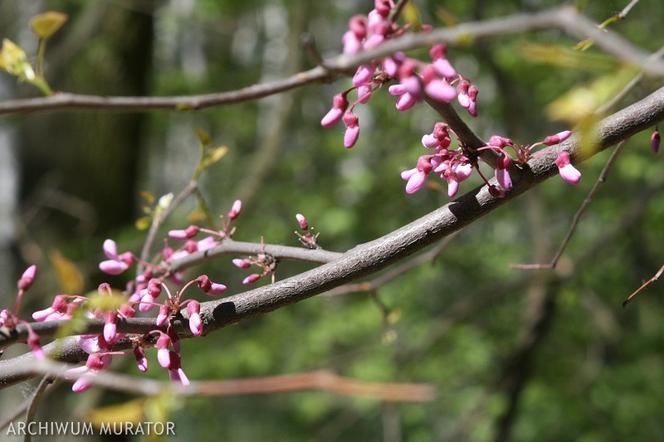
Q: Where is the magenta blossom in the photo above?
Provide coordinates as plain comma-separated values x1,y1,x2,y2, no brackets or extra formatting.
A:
555,152,582,185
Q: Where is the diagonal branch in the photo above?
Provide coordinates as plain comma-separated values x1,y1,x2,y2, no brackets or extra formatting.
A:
0,85,662,388
1,7,663,115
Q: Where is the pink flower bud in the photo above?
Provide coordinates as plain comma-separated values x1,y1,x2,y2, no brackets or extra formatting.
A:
295,213,309,230
156,304,170,326
395,92,417,112
99,260,129,275
103,313,118,343
232,258,251,269
352,64,374,87
651,129,660,154
342,30,362,55
72,376,94,393
242,273,261,285
343,112,360,148
133,346,148,372
27,328,44,360
543,130,572,146
405,171,427,194
321,94,348,128
17,265,37,291
187,301,203,336
168,229,188,240
228,199,242,220
555,152,582,185
103,239,118,260
209,282,227,295
424,78,457,103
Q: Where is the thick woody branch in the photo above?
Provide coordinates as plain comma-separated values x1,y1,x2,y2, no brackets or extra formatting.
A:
0,86,662,388
1,7,662,115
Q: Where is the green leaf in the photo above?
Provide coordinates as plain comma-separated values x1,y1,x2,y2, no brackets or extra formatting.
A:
195,128,212,147
30,11,68,39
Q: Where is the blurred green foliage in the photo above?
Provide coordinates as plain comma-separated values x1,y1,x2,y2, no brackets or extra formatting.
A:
2,0,664,440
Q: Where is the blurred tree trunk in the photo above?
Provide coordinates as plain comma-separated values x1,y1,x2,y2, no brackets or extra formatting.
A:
18,0,155,232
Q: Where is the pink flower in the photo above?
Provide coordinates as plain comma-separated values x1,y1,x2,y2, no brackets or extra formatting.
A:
342,30,362,55
495,154,513,191
166,352,190,386
430,44,457,79
99,260,129,275
232,258,251,269
543,130,572,146
103,312,118,343
352,64,375,87
321,94,348,128
103,239,118,260
228,200,242,220
343,112,360,148
32,295,70,321
27,328,44,360
156,334,172,368
196,275,227,295
187,301,203,336
133,346,148,372
242,273,261,285
422,66,456,103
554,152,582,185
17,265,37,291
651,129,660,154
156,304,170,326
168,225,199,240
295,213,309,230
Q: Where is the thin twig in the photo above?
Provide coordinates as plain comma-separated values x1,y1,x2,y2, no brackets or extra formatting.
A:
512,140,628,270
1,7,663,115
138,180,198,275
23,376,54,442
622,264,664,306
18,360,435,402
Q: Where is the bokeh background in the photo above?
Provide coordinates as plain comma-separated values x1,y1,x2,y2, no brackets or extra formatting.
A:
0,0,663,440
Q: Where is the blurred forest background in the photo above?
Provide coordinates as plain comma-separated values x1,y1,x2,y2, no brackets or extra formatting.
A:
0,0,663,441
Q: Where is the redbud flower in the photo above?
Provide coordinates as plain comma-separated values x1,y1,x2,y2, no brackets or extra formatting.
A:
156,334,172,368
430,44,456,79
103,312,118,343
495,154,513,191
242,273,261,285
352,64,375,87
421,66,456,103
343,112,360,148
651,129,660,154
99,260,129,275
295,213,309,230
156,304,170,326
27,328,44,360
187,300,203,336
103,239,118,260
167,351,190,386
133,346,148,372
543,130,572,146
321,94,348,128
17,265,37,291
232,258,251,269
168,225,199,240
196,274,227,295
228,199,242,220
554,152,582,185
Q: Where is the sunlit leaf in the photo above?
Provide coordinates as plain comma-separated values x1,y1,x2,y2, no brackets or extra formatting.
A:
402,3,421,29
85,399,146,427
195,128,212,147
520,43,616,72
0,39,35,80
199,146,229,170
86,292,126,312
49,250,84,294
139,191,155,205
30,11,68,39
135,216,152,231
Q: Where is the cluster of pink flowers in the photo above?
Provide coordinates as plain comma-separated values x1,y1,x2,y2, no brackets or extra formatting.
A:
0,199,328,392
321,0,479,148
401,124,580,197
2,201,251,392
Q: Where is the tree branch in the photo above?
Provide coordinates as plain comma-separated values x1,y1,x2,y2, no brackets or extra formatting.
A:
1,7,663,115
0,85,662,388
